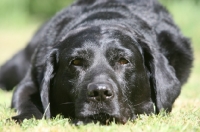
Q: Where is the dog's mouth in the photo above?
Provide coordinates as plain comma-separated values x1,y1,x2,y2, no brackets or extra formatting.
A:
74,113,127,125
88,113,115,125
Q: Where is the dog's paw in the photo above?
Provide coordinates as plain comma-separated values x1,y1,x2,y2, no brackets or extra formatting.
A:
7,113,42,124
6,115,25,124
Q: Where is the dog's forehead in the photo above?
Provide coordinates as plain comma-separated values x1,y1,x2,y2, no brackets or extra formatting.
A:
60,25,139,55
60,24,136,43
71,41,133,57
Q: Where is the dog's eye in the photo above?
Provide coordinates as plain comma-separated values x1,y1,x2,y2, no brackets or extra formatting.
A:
71,58,83,66
118,58,129,65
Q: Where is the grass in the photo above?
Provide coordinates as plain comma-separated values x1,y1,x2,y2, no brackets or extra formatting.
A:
0,1,200,132
0,106,199,132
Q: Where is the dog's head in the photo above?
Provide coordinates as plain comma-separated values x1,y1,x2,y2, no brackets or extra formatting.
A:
40,23,180,124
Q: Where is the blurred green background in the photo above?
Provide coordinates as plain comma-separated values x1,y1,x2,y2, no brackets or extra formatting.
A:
0,0,74,28
0,0,200,109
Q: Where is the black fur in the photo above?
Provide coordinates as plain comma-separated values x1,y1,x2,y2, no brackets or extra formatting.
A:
0,0,193,124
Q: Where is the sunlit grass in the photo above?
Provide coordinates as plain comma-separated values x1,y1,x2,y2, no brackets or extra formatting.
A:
0,106,199,132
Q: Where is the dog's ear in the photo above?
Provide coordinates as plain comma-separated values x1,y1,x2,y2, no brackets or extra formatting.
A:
141,40,181,114
40,49,58,118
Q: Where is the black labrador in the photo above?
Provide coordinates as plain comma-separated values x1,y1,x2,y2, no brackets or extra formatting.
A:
0,0,193,124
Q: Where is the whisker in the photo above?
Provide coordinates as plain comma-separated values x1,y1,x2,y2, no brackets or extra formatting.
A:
60,102,74,105
133,101,147,107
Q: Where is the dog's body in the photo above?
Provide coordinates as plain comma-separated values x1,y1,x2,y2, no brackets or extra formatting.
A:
0,0,193,124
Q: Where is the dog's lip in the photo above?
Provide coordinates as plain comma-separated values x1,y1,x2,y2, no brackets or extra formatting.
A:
75,113,127,125
88,113,114,124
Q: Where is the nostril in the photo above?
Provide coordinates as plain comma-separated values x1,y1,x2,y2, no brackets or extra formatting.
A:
94,91,99,97
88,90,99,97
104,90,112,97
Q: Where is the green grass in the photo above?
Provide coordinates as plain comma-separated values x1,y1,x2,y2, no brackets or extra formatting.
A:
0,1,200,132
0,106,199,132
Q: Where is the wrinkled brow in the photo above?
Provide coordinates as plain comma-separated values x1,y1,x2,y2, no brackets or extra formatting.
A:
70,48,94,60
106,47,133,60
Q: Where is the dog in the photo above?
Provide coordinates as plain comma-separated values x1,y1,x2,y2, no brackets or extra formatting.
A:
0,0,193,124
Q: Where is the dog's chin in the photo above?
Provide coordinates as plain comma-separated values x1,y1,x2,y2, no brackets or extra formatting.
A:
73,113,128,125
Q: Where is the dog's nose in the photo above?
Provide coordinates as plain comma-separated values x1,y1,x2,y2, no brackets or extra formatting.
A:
87,83,114,101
